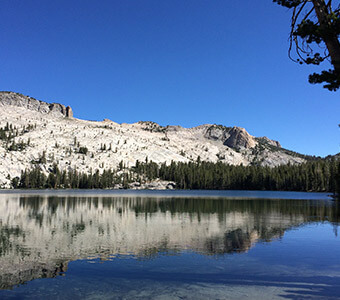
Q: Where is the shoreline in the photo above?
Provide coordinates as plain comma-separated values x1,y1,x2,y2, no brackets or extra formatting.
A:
0,189,332,200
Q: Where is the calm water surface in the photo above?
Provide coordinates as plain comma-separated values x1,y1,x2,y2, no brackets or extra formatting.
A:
0,190,339,299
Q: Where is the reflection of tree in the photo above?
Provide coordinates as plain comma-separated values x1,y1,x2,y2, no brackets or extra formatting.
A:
0,226,26,257
0,195,339,289
18,196,340,224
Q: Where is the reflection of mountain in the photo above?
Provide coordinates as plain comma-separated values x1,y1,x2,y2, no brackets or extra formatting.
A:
0,194,339,289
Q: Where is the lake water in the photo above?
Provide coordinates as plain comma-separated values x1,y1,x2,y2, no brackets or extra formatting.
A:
0,190,339,299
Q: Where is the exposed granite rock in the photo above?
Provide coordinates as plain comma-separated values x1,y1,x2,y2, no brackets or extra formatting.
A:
224,126,256,149
66,106,73,118
165,125,183,132
137,121,166,132
204,125,231,141
128,180,176,190
257,136,281,148
204,125,260,150
0,91,73,118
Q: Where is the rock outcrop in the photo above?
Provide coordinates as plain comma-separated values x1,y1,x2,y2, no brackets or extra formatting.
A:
66,106,73,118
128,180,176,190
204,125,258,149
137,121,166,132
257,136,281,148
0,91,73,118
204,125,231,141
224,127,256,149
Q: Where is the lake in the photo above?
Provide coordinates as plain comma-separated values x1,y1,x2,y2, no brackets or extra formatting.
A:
0,190,339,299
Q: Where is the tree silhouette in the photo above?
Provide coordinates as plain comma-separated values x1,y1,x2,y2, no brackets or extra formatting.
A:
274,0,340,90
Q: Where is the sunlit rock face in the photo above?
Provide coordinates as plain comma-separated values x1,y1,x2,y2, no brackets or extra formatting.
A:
224,127,256,149
0,194,337,289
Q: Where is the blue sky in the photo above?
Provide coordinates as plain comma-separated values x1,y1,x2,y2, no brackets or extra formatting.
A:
1,0,339,157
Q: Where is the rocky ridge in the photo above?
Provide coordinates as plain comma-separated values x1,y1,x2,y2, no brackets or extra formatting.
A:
0,92,306,188
0,91,73,118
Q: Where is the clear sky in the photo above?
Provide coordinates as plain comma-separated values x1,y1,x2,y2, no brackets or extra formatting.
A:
1,0,339,157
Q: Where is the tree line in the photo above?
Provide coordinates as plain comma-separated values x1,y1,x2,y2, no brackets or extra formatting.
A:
12,164,134,189
133,158,340,194
11,156,340,197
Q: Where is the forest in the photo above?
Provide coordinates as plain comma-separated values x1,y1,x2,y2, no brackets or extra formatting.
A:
12,156,340,197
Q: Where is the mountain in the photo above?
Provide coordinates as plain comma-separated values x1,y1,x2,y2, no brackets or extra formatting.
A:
0,91,308,188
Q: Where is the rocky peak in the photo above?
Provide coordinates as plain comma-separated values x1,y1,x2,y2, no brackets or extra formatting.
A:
0,91,73,118
224,126,256,149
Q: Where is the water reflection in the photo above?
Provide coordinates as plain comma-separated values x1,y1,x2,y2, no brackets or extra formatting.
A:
0,194,339,290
